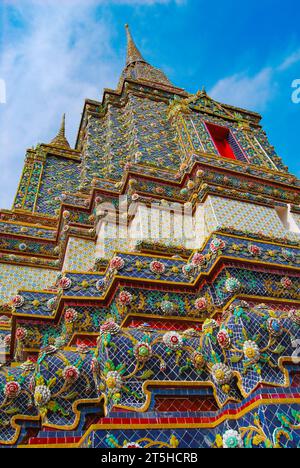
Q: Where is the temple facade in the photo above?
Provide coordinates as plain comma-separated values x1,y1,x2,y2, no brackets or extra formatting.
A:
0,26,299,448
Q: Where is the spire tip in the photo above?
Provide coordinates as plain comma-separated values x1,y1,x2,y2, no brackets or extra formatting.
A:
49,113,70,149
125,24,146,66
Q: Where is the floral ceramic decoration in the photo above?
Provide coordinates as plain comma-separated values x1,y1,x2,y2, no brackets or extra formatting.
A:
15,327,27,341
210,238,226,254
58,277,72,290
11,295,24,308
64,308,78,324
222,430,243,449
217,329,231,349
47,297,57,311
118,290,132,306
133,341,152,363
34,385,51,408
211,363,233,386
109,256,125,271
194,297,207,311
160,300,176,314
96,278,105,291
225,277,241,293
63,366,80,383
150,261,166,276
248,244,261,257
280,277,293,289
4,381,21,399
191,253,205,266
243,340,261,364
100,320,120,335
162,331,183,351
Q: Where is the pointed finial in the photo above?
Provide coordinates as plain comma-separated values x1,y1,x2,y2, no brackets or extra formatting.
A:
49,114,70,149
125,24,146,66
119,24,175,89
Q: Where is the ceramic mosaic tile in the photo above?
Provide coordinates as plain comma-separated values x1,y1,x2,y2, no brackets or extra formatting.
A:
63,237,96,272
0,264,57,302
205,195,300,241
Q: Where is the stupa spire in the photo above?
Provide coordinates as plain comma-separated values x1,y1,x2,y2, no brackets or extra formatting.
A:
49,114,70,149
125,24,146,66
119,24,178,90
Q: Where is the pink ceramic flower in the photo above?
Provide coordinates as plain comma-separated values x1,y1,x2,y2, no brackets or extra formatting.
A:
150,261,165,275
248,244,261,256
11,295,24,308
118,291,132,306
100,320,120,335
192,253,205,266
4,335,11,347
64,308,78,324
155,187,164,195
217,330,231,349
58,277,72,290
163,331,183,350
4,381,21,399
110,256,125,271
16,328,27,341
281,277,292,289
210,238,226,254
63,366,80,383
194,297,207,311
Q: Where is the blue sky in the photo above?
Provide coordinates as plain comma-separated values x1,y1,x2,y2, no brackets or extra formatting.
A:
0,0,299,208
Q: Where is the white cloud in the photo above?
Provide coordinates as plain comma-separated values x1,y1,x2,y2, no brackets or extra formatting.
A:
0,0,183,209
0,2,114,208
209,68,274,111
209,45,300,113
278,48,300,71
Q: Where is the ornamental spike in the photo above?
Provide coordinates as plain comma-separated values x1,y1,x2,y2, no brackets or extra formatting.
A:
49,113,70,149
125,24,146,66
